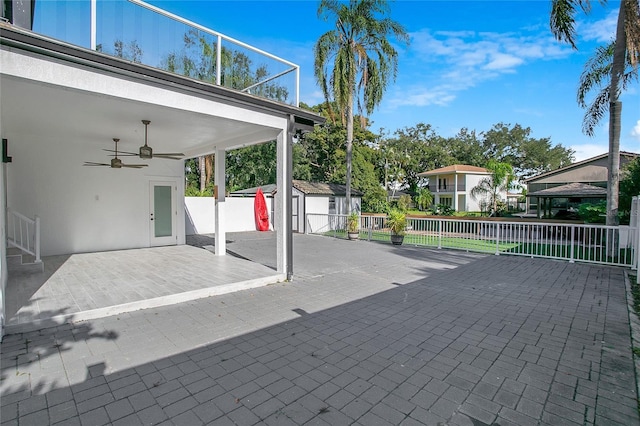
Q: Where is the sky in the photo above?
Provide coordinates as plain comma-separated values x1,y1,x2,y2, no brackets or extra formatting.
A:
37,0,640,162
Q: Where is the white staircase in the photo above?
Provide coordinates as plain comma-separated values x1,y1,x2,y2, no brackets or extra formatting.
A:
6,209,43,273
7,246,43,273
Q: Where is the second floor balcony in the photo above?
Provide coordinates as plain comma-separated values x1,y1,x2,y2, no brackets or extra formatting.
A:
21,0,299,106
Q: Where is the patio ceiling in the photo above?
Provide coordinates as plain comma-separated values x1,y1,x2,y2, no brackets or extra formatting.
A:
1,74,282,159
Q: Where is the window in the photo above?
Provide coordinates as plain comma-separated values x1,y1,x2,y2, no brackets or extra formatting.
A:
438,178,447,190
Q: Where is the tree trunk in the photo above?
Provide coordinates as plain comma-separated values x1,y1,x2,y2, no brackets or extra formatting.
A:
345,92,354,215
607,3,626,226
205,154,214,188
199,156,206,192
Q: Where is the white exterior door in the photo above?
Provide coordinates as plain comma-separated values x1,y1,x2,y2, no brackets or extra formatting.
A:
150,181,177,246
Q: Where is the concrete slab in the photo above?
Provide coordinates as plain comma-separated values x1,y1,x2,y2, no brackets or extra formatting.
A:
1,234,637,425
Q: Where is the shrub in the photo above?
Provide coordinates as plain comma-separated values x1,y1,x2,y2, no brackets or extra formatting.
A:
578,201,606,223
397,194,412,212
387,208,407,235
428,204,455,216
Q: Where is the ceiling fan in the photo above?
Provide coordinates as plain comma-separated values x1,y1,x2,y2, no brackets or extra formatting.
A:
84,138,149,169
109,120,184,160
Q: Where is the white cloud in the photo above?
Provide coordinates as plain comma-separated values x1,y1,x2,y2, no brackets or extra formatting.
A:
579,10,618,43
395,28,573,108
570,143,608,162
484,53,523,70
632,120,640,141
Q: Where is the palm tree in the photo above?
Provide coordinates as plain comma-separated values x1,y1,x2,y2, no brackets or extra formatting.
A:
550,0,640,225
414,187,433,211
470,160,515,216
314,0,409,214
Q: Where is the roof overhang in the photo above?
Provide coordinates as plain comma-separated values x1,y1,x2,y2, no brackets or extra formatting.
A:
0,24,324,157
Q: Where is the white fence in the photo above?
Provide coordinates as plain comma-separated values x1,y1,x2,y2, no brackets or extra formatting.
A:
185,197,274,234
307,212,640,269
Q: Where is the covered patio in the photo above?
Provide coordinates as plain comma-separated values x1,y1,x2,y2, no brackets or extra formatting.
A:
5,238,282,334
0,3,322,339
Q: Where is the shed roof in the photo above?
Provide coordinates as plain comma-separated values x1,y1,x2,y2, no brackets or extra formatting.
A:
528,182,607,198
418,164,490,177
229,184,277,196
230,181,363,197
293,180,363,196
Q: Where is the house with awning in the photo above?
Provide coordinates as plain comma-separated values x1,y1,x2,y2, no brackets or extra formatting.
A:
524,152,639,218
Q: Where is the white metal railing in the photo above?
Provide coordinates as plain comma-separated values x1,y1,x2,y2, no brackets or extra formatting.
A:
7,209,41,263
306,213,638,268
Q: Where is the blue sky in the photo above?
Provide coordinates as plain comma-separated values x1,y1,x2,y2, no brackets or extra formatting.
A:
37,0,640,162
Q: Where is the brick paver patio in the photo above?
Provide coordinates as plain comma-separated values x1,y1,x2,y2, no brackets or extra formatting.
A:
1,234,638,425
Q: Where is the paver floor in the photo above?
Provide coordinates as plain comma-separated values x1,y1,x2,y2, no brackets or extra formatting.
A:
1,234,638,425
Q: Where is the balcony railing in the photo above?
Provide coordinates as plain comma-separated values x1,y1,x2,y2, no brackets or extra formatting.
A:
31,0,299,106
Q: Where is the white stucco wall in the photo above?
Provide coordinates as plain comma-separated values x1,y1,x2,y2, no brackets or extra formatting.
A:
7,134,185,256
185,196,274,235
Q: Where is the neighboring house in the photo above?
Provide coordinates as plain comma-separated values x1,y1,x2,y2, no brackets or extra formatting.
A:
228,181,362,233
418,165,501,212
0,1,322,335
524,152,639,218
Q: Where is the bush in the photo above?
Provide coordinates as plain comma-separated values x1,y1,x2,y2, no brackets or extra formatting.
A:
578,201,606,223
397,194,413,212
387,208,407,235
428,204,455,216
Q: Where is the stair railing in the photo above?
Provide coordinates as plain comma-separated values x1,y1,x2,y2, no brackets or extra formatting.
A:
7,208,41,263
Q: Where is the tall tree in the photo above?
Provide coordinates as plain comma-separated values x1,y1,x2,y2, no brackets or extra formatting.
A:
550,0,640,225
315,0,409,214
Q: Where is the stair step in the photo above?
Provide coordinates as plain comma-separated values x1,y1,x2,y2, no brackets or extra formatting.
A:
9,261,44,274
6,247,44,273
6,247,22,257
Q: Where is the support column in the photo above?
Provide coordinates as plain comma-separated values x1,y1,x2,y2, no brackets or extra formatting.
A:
0,161,6,340
276,118,293,279
453,174,458,211
214,148,226,256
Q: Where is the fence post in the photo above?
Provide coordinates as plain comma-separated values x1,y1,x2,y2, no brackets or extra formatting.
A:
438,220,442,249
368,215,372,241
34,215,41,263
569,225,575,263
495,223,500,255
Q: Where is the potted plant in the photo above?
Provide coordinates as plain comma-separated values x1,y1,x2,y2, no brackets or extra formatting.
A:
347,211,360,240
387,208,406,245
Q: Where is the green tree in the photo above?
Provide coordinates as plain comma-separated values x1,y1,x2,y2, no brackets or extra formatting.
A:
414,187,433,211
619,157,640,222
480,123,574,180
470,160,515,215
315,0,409,214
550,0,640,225
382,123,452,192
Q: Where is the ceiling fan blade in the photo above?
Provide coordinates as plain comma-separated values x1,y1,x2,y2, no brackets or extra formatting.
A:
154,154,184,160
83,162,110,167
122,164,149,168
104,149,138,156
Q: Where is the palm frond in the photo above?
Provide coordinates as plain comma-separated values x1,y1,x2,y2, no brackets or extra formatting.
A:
550,0,582,49
582,88,610,136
